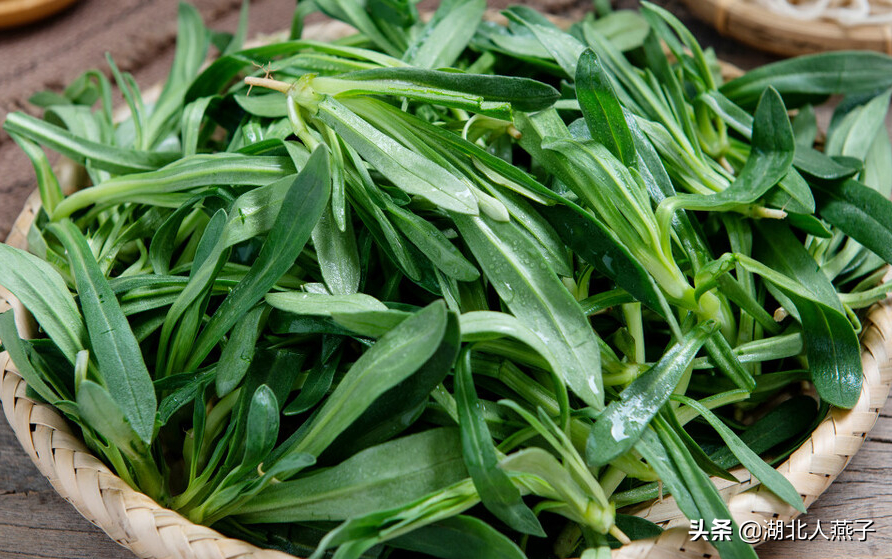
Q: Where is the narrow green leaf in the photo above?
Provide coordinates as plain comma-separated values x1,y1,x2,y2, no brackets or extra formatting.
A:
795,146,860,182
148,194,207,274
53,154,295,219
827,88,892,162
186,39,406,101
739,228,862,409
498,445,607,529
330,67,559,115
485,187,571,276
327,312,460,460
266,291,387,316
221,172,298,248
455,213,604,409
633,429,701,527
105,53,147,150
541,204,664,316
792,104,817,148
813,178,892,266
649,417,758,559
387,203,480,282
76,380,149,459
0,310,64,405
290,0,318,39
7,133,64,214
310,482,480,559
753,221,844,314
216,305,266,398
242,384,280,470
289,301,448,457
235,92,288,118
3,112,178,176
786,292,862,409
223,0,250,55
350,97,563,206
316,97,478,215
186,146,331,371
239,429,466,522
709,395,818,469
639,29,702,157
861,123,892,197
576,48,636,167
181,96,216,156
455,349,545,536
586,320,716,467
314,0,402,57
145,2,211,147
581,11,649,52
312,202,361,295
703,332,756,392
237,349,305,432
640,1,715,90
330,309,412,338
0,244,86,363
157,371,213,425
696,90,755,139
503,5,586,77
460,311,562,371
661,407,737,483
660,87,794,213
49,220,157,444
157,208,230,375
284,351,340,416
403,0,485,69
673,394,805,512
608,515,663,548
720,51,892,108
697,90,858,186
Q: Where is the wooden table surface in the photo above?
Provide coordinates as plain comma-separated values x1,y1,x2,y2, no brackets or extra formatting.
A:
0,1,889,558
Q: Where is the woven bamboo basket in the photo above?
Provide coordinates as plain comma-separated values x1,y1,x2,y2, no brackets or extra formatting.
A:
2,15,892,559
681,0,892,57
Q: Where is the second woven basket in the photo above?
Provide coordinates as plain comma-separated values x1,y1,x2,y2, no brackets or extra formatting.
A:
681,0,892,56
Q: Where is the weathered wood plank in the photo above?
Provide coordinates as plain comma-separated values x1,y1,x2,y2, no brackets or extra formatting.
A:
0,492,133,559
0,419,47,494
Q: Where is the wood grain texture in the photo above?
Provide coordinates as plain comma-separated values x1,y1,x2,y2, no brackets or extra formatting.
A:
756,398,892,559
0,1,889,559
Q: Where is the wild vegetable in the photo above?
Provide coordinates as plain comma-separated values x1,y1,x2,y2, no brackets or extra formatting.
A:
2,1,892,558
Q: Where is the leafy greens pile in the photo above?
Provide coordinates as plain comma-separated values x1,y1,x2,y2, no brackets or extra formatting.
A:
3,1,892,558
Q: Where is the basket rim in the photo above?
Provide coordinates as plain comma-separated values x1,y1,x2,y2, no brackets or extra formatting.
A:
2,15,892,559
681,0,892,57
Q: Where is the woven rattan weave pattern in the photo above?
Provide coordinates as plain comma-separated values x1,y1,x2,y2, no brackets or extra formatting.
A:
681,0,892,57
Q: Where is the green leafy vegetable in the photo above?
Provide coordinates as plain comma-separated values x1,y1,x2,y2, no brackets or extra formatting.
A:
2,3,888,557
